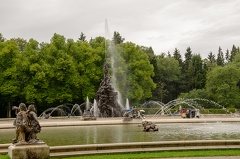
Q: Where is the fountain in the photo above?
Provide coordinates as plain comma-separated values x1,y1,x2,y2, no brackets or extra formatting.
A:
82,97,96,120
39,21,126,119
141,98,232,118
95,62,123,117
39,103,86,118
94,20,126,117
39,61,124,119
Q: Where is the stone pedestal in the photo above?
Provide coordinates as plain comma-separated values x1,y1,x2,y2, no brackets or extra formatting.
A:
8,142,49,159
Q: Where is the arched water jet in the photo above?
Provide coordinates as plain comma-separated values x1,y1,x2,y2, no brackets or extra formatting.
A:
70,104,82,116
39,103,87,118
149,98,232,118
39,103,73,118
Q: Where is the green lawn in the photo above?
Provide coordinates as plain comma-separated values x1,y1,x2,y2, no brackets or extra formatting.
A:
2,149,239,159
58,149,240,159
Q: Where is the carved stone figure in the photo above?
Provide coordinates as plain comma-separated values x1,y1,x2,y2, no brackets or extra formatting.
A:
26,104,41,143
9,104,49,159
12,103,41,144
95,63,123,117
12,103,28,143
142,121,158,132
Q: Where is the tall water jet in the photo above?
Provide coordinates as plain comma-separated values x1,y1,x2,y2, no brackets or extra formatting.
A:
93,99,98,117
94,19,124,117
125,98,130,110
108,42,125,106
105,19,127,107
86,96,90,111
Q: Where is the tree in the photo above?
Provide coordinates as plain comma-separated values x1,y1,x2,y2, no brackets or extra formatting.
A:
187,54,206,90
141,46,155,62
182,47,192,72
179,88,208,99
75,36,105,100
230,45,238,62
152,56,181,102
173,48,183,67
216,47,224,66
180,47,193,92
38,34,81,104
112,31,125,45
206,64,240,107
116,42,156,103
16,38,49,104
225,49,230,63
207,52,216,64
11,38,27,52
141,47,158,86
206,52,217,72
232,53,240,68
158,83,168,102
0,33,5,42
167,51,171,57
78,32,87,42
0,40,21,117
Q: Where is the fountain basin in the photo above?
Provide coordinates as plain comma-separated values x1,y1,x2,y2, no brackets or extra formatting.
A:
1,118,240,146
1,117,240,157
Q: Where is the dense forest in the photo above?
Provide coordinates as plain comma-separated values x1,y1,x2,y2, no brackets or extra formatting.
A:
0,32,240,117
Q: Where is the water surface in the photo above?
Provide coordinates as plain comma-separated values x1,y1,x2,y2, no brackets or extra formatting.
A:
1,122,240,146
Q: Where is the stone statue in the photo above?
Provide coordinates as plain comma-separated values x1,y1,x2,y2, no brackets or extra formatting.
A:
12,103,41,144
12,103,28,143
95,62,123,117
9,104,49,159
26,104,41,143
142,121,158,132
104,62,108,79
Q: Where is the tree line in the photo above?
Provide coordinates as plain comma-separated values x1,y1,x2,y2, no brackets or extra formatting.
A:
0,32,240,117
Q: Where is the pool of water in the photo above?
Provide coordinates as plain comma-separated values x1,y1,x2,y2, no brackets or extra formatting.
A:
1,122,240,146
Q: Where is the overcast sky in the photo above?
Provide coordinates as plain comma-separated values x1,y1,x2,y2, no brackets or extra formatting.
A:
1,0,240,59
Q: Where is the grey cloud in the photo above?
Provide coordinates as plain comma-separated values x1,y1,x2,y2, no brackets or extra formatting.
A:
0,0,240,59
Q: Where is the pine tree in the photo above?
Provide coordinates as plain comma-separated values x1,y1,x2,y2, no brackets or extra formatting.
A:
182,47,192,72
230,45,237,62
225,49,230,63
207,52,216,64
216,47,224,66
167,51,171,57
181,47,193,92
173,48,183,66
